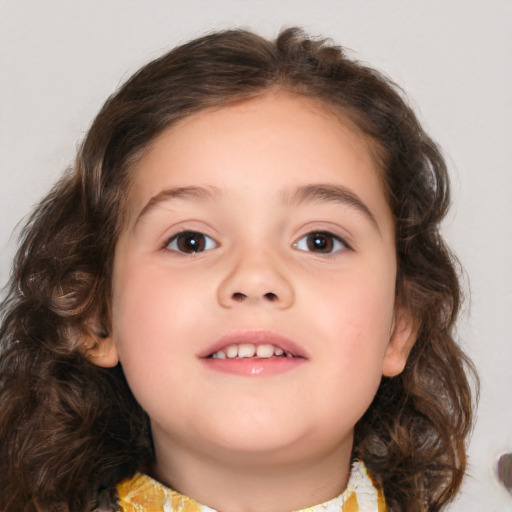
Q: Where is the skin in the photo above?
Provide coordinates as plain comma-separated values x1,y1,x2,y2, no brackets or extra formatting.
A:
92,92,415,512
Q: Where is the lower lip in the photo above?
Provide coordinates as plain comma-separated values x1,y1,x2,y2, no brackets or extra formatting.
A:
202,357,305,376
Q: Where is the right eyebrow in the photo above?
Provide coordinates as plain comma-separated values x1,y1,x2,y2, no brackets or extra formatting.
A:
134,185,220,226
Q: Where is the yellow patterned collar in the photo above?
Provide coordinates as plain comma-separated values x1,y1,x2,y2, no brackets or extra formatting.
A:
115,460,387,511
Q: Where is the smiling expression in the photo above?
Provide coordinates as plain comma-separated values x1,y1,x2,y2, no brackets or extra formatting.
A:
95,92,414,476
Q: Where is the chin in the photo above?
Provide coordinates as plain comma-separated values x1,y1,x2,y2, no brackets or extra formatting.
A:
194,417,312,459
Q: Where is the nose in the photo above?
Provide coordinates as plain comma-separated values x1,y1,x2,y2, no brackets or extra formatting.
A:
217,249,295,309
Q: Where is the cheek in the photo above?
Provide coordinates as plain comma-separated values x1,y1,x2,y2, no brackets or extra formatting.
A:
322,282,394,421
109,266,200,408
317,265,395,334
309,265,396,378
111,263,199,359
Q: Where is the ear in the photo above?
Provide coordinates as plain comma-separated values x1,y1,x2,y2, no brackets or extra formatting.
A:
382,307,417,377
80,323,119,368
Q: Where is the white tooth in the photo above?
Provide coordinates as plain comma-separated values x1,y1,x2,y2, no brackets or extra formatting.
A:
238,344,256,358
274,347,284,356
286,352,293,358
256,344,274,358
215,351,226,359
226,345,238,358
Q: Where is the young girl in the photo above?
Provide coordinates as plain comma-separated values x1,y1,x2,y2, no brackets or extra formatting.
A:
0,28,476,512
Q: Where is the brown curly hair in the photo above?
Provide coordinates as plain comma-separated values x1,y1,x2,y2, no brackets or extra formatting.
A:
0,28,476,512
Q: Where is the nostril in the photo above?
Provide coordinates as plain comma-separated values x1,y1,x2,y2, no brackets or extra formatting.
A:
229,291,278,302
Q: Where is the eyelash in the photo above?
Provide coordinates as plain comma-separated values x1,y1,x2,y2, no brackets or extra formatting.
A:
164,230,351,256
165,231,218,254
293,231,351,255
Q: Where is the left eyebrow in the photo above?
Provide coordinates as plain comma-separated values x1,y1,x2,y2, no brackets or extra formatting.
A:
286,184,380,231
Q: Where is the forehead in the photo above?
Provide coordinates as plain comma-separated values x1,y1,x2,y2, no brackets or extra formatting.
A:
125,92,391,230
164,92,379,168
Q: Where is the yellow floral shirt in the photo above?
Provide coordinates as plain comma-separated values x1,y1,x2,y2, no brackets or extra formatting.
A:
114,460,387,511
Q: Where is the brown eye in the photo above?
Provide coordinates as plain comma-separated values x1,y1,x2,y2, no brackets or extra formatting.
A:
166,231,217,254
294,231,346,254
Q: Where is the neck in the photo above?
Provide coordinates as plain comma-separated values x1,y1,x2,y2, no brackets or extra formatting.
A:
151,434,353,512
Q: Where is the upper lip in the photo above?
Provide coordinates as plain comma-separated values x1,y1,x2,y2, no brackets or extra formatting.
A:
199,330,308,359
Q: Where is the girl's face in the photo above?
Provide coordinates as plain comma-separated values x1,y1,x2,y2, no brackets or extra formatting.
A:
99,93,414,472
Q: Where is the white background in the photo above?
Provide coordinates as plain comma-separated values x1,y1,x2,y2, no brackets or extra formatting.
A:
1,1,511,510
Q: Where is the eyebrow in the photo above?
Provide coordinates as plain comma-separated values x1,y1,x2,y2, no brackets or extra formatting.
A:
135,185,220,225
287,184,379,231
134,183,379,231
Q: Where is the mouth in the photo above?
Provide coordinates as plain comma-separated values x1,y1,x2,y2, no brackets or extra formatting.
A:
200,331,307,376
208,343,295,359
201,330,306,360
